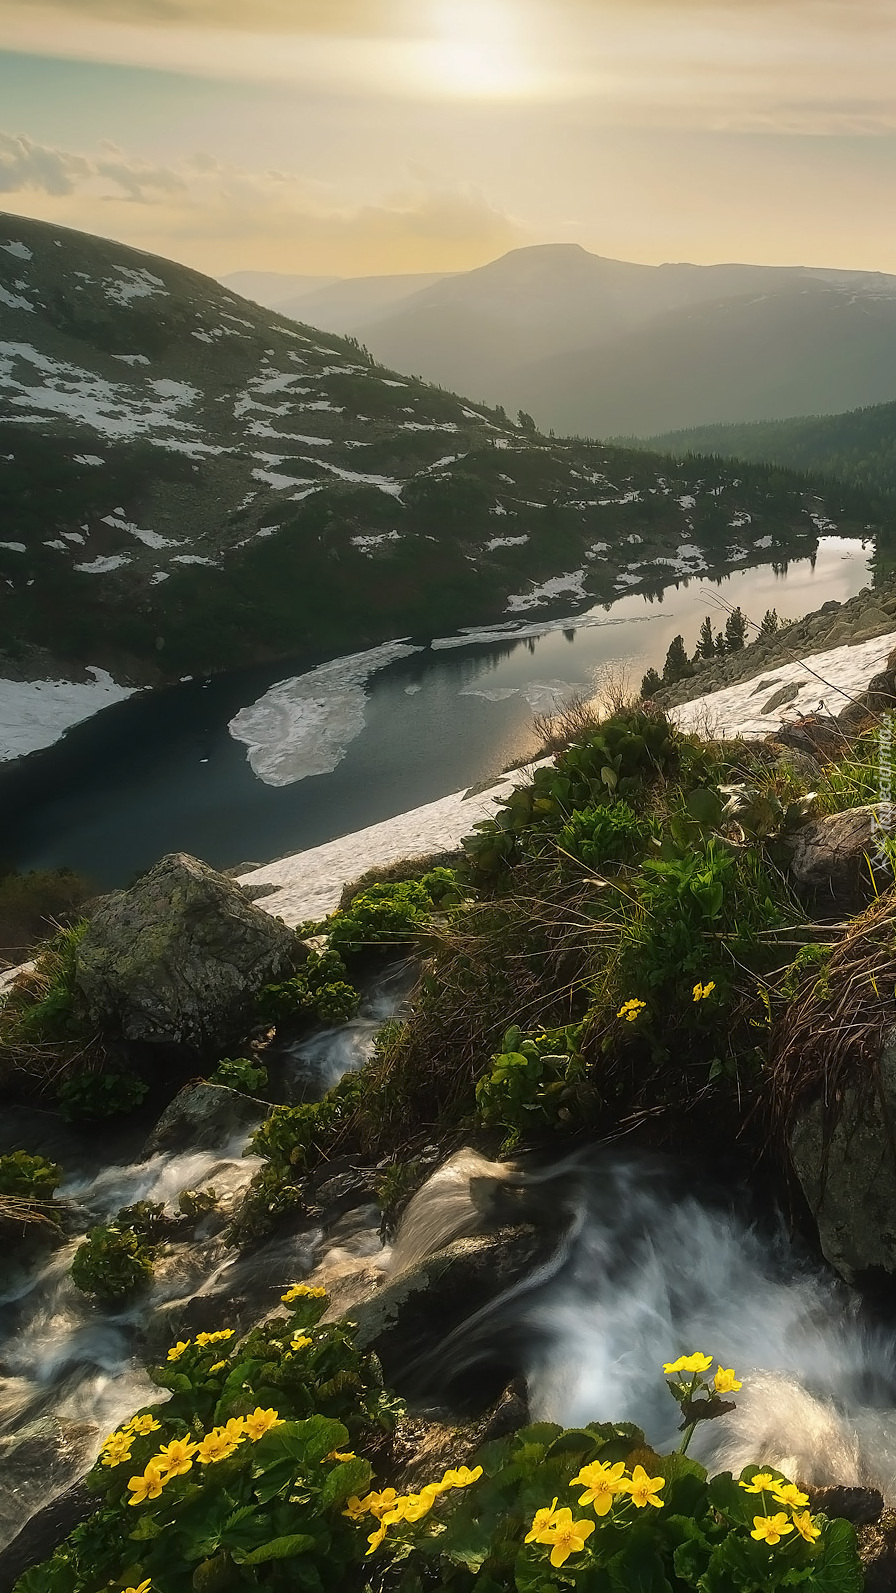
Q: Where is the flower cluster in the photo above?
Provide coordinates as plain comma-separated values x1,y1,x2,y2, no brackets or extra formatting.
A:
617,998,646,1023
692,980,716,1002
347,1465,483,1555
524,1461,666,1568
99,1413,162,1469
739,1472,822,1547
126,1408,282,1505
281,1283,328,1303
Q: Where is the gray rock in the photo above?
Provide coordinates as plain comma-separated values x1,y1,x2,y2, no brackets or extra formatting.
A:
75,852,300,1049
761,681,804,715
142,1081,270,1157
773,715,848,765
791,1029,896,1282
785,807,891,913
766,744,824,786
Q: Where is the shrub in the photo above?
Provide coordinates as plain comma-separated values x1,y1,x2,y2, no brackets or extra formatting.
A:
209,1056,269,1095
177,1186,218,1220
256,948,359,1030
233,1072,366,1242
70,1223,156,1301
0,921,89,1047
476,1022,587,1150
327,879,434,956
0,1150,61,1199
557,799,654,871
57,1070,148,1122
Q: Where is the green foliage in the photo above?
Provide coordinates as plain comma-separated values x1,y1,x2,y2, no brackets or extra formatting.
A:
116,1201,171,1240
326,879,435,957
640,666,662,698
70,1223,157,1301
209,1056,269,1095
57,1070,148,1122
724,606,749,652
557,800,654,871
0,1150,61,1199
0,921,89,1048
694,614,716,662
662,634,692,684
16,1288,403,1593
234,1072,366,1242
256,948,359,1030
782,943,834,1003
760,608,781,636
475,1023,587,1149
177,1186,218,1220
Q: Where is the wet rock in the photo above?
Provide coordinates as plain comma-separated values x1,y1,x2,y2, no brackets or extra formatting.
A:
0,1480,94,1589
142,1081,270,1157
784,807,890,913
0,1417,95,1564
858,1509,896,1593
75,852,301,1050
388,1380,529,1498
810,1485,883,1526
348,1225,554,1385
790,1027,896,1282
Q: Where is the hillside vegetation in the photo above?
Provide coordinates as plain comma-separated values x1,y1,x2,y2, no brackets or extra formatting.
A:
634,401,896,512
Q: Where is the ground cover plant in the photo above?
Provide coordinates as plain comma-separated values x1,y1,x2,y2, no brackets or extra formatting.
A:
14,1302,862,1593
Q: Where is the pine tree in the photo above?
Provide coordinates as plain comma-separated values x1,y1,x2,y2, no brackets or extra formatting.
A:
640,667,662,698
694,615,715,661
724,607,748,652
662,635,692,684
759,609,780,636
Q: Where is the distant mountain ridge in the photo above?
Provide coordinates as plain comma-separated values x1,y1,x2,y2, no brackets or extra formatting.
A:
0,214,876,707
230,243,896,437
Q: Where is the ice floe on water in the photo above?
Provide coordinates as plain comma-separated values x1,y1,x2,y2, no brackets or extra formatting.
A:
0,668,136,761
506,569,589,612
228,639,424,787
461,679,589,711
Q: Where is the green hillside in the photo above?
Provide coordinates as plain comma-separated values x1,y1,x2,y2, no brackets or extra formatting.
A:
0,213,879,689
636,402,896,512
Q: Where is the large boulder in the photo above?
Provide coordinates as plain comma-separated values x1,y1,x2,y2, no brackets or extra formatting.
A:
790,1028,896,1282
75,853,300,1049
141,1081,270,1157
784,807,890,914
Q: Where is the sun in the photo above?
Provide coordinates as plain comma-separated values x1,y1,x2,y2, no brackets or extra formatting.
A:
419,0,539,100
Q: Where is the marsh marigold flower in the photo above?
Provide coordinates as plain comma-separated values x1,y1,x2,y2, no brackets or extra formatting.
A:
792,1510,822,1543
441,1465,483,1489
281,1283,327,1303
773,1482,809,1509
100,1433,133,1467
739,1471,777,1495
622,1465,665,1510
525,1499,561,1543
713,1366,742,1394
366,1521,387,1555
324,1450,356,1463
126,1415,161,1437
196,1428,241,1464
751,1512,793,1545
290,1335,312,1352
663,1352,713,1375
127,1463,166,1505
166,1340,190,1363
533,1509,595,1568
617,999,646,1022
155,1437,197,1479
692,981,716,1002
243,1407,282,1441
122,1581,151,1593
570,1459,627,1515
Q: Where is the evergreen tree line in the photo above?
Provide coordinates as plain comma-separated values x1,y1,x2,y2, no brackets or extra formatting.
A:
640,608,780,697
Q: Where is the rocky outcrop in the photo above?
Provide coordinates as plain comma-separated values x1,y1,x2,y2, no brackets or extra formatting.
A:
142,1081,270,1157
790,1028,896,1282
75,853,301,1050
784,807,890,913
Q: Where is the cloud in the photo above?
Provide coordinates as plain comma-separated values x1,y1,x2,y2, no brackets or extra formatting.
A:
2,0,413,32
0,129,186,200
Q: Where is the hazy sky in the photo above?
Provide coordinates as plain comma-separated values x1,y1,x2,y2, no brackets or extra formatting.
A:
1,0,895,278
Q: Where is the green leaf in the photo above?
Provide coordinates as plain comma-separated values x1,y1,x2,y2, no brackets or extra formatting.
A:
812,1517,864,1593
685,787,724,828
607,1531,673,1593
319,1455,373,1508
237,1531,317,1564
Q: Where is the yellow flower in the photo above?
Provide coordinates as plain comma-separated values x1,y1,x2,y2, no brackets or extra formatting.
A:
122,1581,151,1593
772,1482,810,1510
365,1521,387,1555
242,1407,283,1441
525,1498,562,1543
751,1512,794,1545
166,1341,190,1363
621,1465,665,1510
196,1428,241,1464
739,1471,778,1495
440,1465,483,1489
663,1353,714,1376
692,981,716,1002
365,1488,399,1520
791,1510,821,1543
127,1463,167,1505
126,1415,161,1437
324,1450,356,1463
194,1329,234,1346
343,1495,371,1521
155,1437,197,1479
533,1509,596,1568
281,1283,328,1303
570,1460,627,1516
713,1366,742,1395
209,1360,228,1372
397,1491,438,1523
100,1433,133,1467
290,1335,312,1352
617,999,646,1022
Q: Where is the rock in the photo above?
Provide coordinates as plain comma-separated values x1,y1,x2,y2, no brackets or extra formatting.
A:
0,1480,94,1589
765,744,824,786
0,1417,96,1563
773,715,847,764
348,1225,554,1387
858,1510,896,1593
142,1081,270,1157
810,1485,883,1527
790,1028,896,1282
761,682,803,715
75,852,301,1049
785,807,890,913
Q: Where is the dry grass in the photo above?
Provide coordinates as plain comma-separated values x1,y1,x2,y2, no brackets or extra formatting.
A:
0,1191,62,1238
768,887,896,1147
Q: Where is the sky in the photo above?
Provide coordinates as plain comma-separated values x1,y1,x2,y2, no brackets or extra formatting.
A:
1,0,896,280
